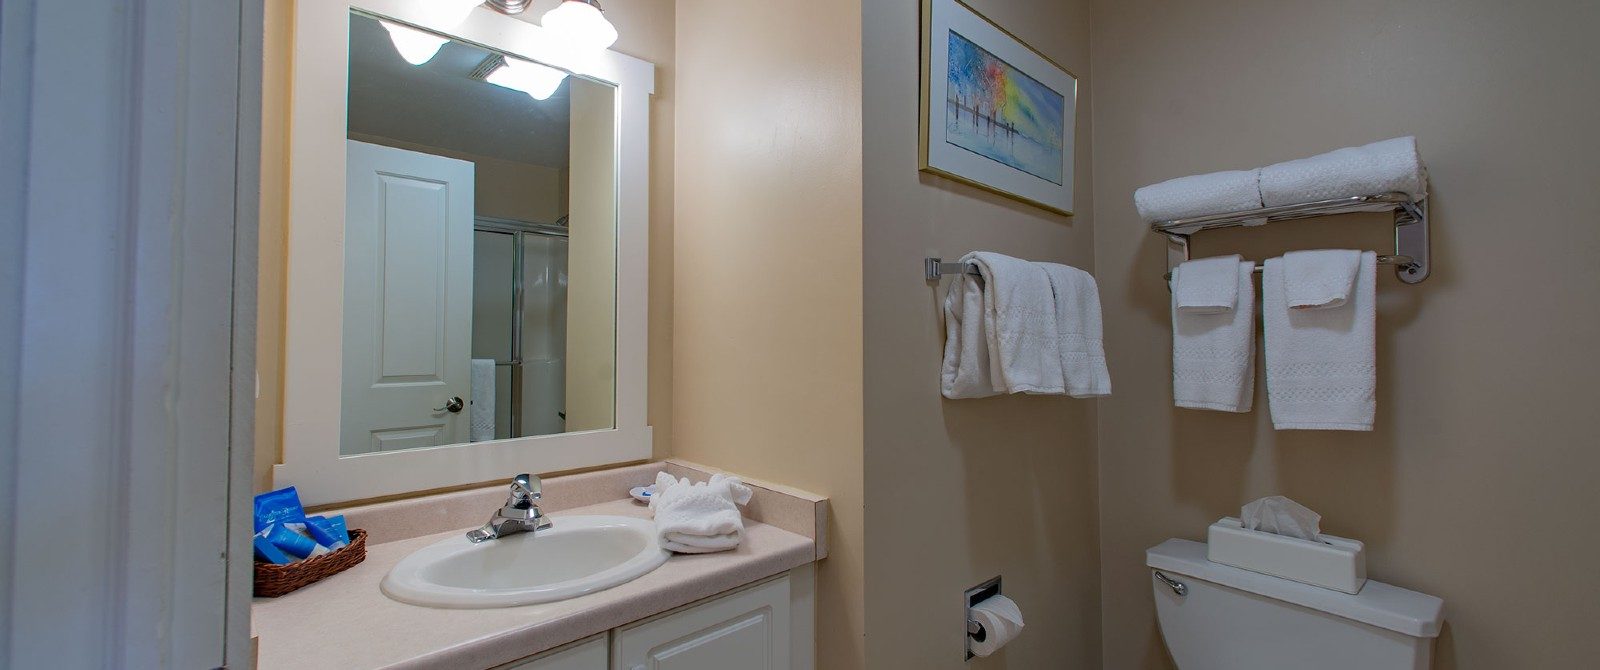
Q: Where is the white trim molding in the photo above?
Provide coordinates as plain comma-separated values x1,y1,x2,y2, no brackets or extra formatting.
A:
276,0,656,505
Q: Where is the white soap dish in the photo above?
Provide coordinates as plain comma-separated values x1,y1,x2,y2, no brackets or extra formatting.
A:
1206,517,1367,594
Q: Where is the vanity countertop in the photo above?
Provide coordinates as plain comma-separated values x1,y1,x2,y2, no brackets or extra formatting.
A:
252,498,816,670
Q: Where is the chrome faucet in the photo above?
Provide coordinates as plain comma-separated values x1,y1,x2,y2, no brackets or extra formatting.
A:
466,473,552,543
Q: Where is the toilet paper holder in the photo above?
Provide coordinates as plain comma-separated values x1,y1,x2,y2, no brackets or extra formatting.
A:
964,575,1002,660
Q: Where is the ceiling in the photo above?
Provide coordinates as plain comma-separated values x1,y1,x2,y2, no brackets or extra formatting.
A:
346,12,574,169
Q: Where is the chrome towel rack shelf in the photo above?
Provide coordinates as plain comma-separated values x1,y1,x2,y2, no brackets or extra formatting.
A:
1150,192,1430,284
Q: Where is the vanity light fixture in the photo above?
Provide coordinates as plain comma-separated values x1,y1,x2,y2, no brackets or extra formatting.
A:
485,57,569,101
540,0,618,53
379,21,450,65
379,1,484,66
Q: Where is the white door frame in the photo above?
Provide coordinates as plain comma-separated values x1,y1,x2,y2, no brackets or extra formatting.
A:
276,0,655,506
0,0,261,668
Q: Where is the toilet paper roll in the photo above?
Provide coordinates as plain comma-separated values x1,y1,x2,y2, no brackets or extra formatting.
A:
969,594,1025,657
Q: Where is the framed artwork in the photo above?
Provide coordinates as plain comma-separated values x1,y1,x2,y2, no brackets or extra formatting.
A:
920,0,1078,215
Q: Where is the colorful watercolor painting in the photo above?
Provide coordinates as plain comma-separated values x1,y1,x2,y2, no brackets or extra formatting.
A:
943,30,1066,185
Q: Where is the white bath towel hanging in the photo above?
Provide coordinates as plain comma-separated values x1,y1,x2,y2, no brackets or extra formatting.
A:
470,358,496,442
941,265,1000,399
1171,258,1256,412
1264,252,1378,430
649,472,754,554
970,252,1064,395
1283,249,1362,310
1040,263,1111,398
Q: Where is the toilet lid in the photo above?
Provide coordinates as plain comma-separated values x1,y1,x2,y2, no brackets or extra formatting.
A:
1147,539,1444,638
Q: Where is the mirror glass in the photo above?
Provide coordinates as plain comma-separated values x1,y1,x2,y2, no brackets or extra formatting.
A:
339,11,617,456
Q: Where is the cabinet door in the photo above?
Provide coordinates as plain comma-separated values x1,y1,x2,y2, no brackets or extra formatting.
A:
613,576,790,670
499,633,608,670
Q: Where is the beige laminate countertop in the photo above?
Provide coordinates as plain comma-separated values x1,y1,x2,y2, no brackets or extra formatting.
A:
252,498,815,670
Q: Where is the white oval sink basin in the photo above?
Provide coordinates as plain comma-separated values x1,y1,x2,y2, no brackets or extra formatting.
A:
381,515,668,608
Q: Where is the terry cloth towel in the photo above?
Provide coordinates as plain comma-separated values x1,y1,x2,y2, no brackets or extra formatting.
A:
967,252,1064,395
1259,136,1427,207
470,358,496,442
1263,252,1377,430
1174,255,1244,314
1283,249,1361,310
1134,169,1264,223
1172,258,1256,412
1039,263,1111,397
649,472,754,554
941,261,1000,399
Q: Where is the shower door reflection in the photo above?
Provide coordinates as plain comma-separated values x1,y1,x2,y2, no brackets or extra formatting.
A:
472,219,570,440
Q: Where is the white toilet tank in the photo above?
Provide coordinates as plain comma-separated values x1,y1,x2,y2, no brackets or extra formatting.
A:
1148,539,1444,670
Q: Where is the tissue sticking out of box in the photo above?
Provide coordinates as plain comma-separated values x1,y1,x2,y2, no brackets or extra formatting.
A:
1241,496,1321,541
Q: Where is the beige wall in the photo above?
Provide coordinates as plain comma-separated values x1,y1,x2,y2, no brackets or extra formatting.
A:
1089,0,1600,667
861,0,1101,667
255,0,292,493
670,0,865,667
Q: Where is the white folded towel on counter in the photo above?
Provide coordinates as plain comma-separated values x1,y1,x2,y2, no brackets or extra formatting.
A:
1134,169,1263,223
970,252,1064,395
1173,255,1244,314
1172,258,1256,412
1258,136,1426,207
1263,252,1378,430
1040,263,1111,398
1283,249,1361,310
650,472,754,554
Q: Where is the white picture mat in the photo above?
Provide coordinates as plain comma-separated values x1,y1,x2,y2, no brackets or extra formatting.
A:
925,0,1076,214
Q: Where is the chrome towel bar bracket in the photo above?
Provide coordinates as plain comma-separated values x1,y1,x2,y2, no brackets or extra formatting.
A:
1151,192,1430,285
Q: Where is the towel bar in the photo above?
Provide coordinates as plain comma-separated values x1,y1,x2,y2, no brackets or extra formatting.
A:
1151,192,1430,284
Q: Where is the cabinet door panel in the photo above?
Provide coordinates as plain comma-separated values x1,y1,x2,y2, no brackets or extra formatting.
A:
614,576,790,670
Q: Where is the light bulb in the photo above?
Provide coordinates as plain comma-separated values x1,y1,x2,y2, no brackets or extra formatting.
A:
540,0,618,54
380,21,449,65
485,58,569,100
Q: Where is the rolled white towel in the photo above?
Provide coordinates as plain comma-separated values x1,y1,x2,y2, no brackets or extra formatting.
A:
1259,136,1426,207
1134,169,1262,223
649,472,753,554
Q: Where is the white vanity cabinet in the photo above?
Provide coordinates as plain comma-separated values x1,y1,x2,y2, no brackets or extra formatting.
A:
612,575,791,670
497,569,810,670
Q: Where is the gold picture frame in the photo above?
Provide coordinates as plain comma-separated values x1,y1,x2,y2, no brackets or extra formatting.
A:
919,0,1079,216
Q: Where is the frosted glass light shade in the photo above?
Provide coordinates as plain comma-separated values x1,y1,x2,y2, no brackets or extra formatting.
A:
380,21,449,65
485,58,569,100
540,0,618,53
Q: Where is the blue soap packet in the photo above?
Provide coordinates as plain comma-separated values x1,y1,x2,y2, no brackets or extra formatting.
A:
263,522,327,559
253,534,294,565
304,515,349,550
254,486,306,533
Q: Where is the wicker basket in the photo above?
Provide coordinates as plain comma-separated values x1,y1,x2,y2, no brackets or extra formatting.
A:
253,529,368,598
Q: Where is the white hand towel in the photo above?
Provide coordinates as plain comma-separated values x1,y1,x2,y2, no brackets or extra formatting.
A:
1259,136,1427,207
1283,249,1361,310
1264,252,1377,430
649,472,753,554
1173,255,1244,314
470,358,496,442
1039,263,1111,398
968,252,1064,395
941,268,1000,399
1134,169,1263,223
1172,259,1256,412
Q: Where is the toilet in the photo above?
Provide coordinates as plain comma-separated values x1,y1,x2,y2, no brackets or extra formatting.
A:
1148,539,1444,670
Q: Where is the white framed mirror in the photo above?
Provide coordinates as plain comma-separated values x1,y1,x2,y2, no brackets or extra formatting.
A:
276,0,654,505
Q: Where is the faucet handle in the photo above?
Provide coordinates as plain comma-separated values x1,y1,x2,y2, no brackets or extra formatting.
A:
510,473,541,502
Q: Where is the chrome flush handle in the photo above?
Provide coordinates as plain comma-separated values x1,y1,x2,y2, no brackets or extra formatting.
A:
1154,570,1187,597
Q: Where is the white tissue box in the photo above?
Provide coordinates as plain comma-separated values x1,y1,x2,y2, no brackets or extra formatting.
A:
1206,517,1367,594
